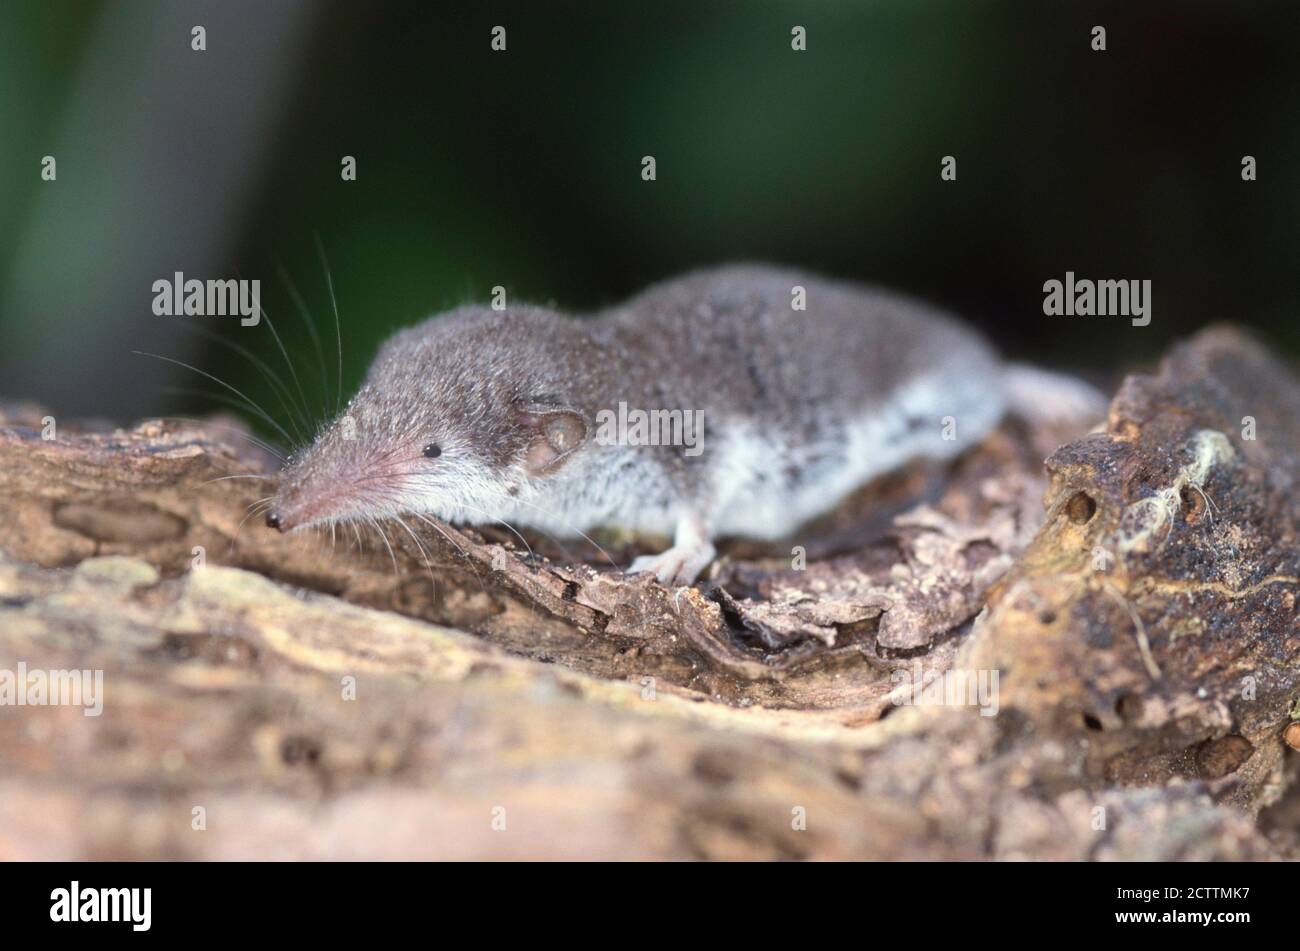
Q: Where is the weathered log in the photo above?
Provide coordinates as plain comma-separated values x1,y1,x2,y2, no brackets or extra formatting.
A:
0,325,1294,859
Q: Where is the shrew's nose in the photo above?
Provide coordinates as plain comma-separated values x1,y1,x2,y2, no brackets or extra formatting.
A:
266,512,284,531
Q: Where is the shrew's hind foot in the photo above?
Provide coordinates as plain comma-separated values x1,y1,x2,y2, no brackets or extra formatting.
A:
627,541,717,586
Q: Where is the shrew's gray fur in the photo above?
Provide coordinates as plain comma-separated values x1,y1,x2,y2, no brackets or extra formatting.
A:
267,264,1102,584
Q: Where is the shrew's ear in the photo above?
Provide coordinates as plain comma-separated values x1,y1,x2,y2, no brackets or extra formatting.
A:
513,399,588,475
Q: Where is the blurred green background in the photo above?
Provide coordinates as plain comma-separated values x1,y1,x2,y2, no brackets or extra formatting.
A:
2,0,1297,440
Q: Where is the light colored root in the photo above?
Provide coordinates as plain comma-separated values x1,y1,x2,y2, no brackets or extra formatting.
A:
1103,581,1162,680
1117,429,1234,556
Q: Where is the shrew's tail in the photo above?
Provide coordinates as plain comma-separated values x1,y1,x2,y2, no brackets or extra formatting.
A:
1003,363,1108,426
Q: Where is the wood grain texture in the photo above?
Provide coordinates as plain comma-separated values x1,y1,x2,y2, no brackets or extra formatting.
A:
0,326,1295,859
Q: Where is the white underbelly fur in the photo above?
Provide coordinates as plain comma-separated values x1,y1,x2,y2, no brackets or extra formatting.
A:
501,369,1006,541
713,370,1006,538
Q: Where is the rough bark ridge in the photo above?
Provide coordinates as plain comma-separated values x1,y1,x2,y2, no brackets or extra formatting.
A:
0,325,1295,859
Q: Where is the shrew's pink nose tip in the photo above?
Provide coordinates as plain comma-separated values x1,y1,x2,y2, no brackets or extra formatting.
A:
266,512,284,531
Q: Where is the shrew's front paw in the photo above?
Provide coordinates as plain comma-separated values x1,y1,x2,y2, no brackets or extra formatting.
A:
627,542,717,586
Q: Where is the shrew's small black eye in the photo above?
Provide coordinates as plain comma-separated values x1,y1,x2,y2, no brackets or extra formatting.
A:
422,444,442,459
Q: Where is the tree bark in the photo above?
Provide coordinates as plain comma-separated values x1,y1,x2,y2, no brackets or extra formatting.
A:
0,325,1295,859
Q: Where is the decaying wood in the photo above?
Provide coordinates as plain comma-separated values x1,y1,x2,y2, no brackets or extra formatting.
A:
0,325,1296,859
969,327,1300,812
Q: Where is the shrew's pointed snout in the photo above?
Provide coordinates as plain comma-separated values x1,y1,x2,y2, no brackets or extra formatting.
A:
267,444,390,532
264,479,354,532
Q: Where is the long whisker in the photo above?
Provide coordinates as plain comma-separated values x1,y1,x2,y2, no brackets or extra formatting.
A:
411,513,492,602
229,497,275,556
392,514,438,591
154,384,262,418
198,474,279,487
277,260,330,422
150,413,287,461
506,494,621,571
366,515,400,577
313,233,344,416
452,499,539,562
295,471,491,586
132,351,296,446
252,297,315,441
345,474,556,569
167,320,310,444
411,512,470,561
338,476,588,576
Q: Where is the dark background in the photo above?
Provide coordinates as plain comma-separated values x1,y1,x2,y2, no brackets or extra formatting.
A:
2,0,1297,436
